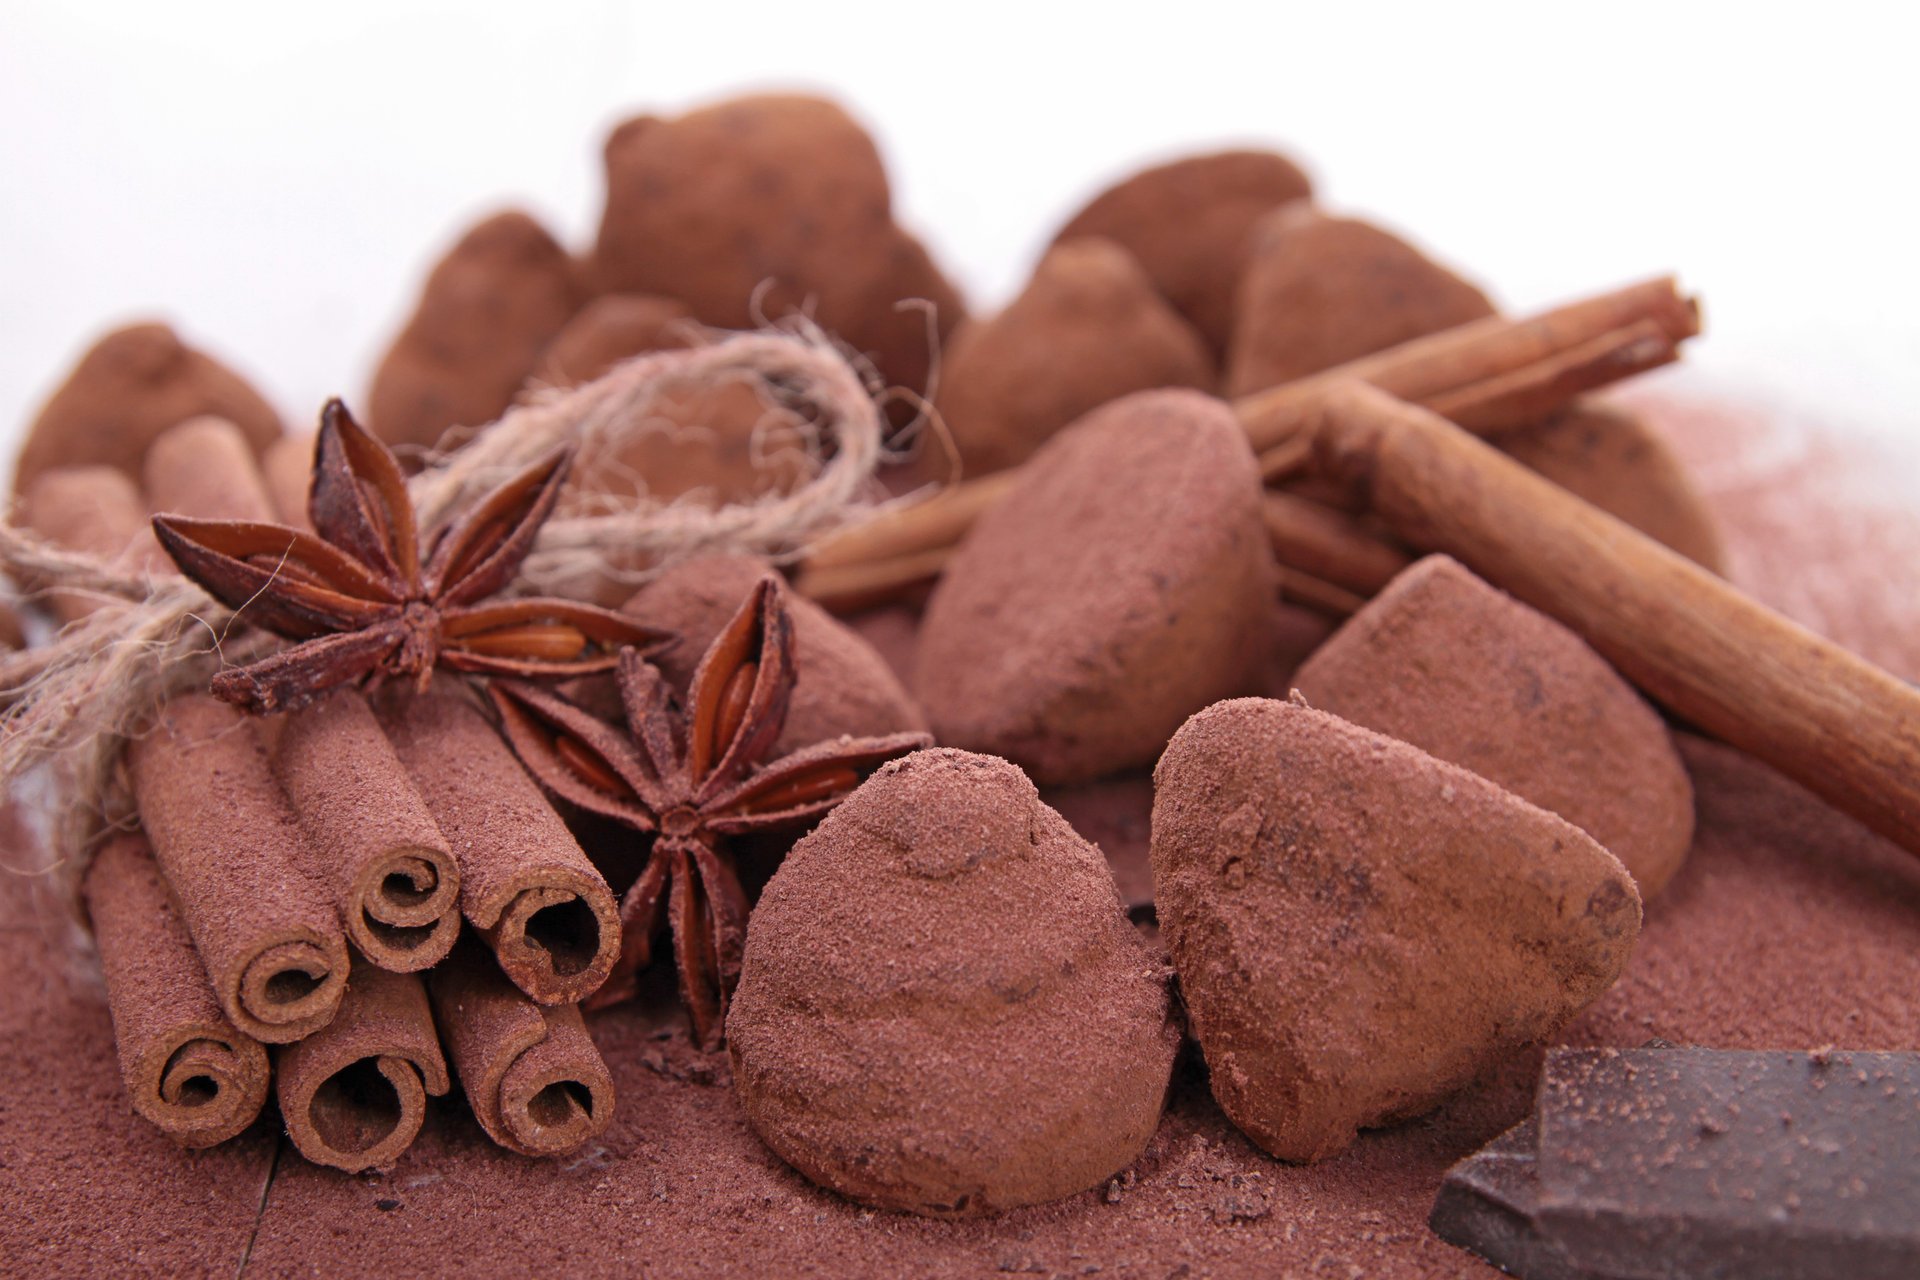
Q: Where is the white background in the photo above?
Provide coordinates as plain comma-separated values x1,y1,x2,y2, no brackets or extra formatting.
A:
3,0,1917,455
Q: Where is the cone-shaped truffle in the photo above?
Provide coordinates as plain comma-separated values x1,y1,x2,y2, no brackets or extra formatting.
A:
530,293,696,389
914,389,1274,783
624,554,926,755
1292,556,1695,898
273,689,462,971
142,416,279,524
730,749,1179,1217
934,239,1213,475
1497,399,1726,573
368,210,581,452
1151,698,1640,1162
1225,207,1496,396
429,938,613,1158
15,321,281,492
589,95,965,406
127,694,350,1044
83,834,271,1149
274,957,449,1173
1051,149,1312,356
377,692,620,1005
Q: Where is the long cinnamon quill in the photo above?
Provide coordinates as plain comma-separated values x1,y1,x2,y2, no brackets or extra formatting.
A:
273,689,462,971
1310,382,1920,857
378,692,620,1004
274,956,449,1172
83,833,270,1148
429,938,613,1157
795,278,1699,608
128,694,350,1043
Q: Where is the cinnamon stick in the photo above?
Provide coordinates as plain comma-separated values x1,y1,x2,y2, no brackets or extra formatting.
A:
429,937,613,1158
82,833,271,1148
260,432,316,530
16,465,164,623
141,415,279,523
272,689,462,972
795,279,1698,609
377,692,621,1004
127,693,350,1043
1311,382,1920,858
1260,491,1411,597
274,955,449,1172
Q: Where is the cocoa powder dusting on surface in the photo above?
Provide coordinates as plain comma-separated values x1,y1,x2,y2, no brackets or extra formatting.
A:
0,402,1917,1275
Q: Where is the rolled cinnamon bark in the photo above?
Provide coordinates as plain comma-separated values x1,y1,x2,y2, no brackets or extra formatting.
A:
141,415,280,523
429,938,613,1157
82,833,270,1148
377,692,620,1004
273,689,462,972
17,465,164,622
274,956,449,1173
127,693,350,1043
260,432,315,530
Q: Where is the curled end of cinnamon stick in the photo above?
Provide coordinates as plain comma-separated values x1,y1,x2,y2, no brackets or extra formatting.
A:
498,1008,613,1156
481,876,622,1006
430,938,615,1158
346,844,462,972
235,935,351,1044
275,960,449,1173
138,1032,272,1150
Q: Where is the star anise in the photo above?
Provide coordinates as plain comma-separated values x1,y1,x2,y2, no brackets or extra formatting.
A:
488,575,929,1047
152,399,670,713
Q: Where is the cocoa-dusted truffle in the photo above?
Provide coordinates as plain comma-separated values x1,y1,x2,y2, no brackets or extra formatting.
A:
1051,149,1312,356
1151,698,1641,1163
1497,398,1727,572
1293,556,1695,897
934,239,1213,475
623,554,925,754
530,293,696,389
588,95,965,405
1225,207,1495,396
914,389,1274,784
260,432,314,529
368,209,581,453
729,748,1178,1217
565,378,814,509
15,321,281,492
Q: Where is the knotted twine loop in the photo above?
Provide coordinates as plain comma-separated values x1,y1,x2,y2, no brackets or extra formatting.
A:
0,327,892,898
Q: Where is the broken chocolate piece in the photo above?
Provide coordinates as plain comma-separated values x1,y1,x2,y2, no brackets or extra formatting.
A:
1431,1046,1920,1279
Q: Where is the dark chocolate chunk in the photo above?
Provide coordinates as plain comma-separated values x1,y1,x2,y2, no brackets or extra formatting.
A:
1431,1046,1920,1279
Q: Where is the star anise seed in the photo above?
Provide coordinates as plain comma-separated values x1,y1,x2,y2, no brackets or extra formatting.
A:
489,574,930,1047
152,398,672,713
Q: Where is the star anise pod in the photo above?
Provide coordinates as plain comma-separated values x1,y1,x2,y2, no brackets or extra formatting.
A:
488,575,929,1047
151,399,671,714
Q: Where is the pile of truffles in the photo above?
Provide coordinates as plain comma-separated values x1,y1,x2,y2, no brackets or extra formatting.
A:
16,90,1751,1223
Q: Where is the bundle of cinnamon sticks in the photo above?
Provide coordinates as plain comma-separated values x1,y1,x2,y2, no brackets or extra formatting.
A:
91,685,621,1171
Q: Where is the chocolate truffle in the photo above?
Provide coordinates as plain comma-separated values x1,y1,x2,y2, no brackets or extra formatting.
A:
913,389,1274,784
368,209,581,453
934,238,1213,475
1225,207,1496,396
564,377,814,509
260,432,315,529
729,749,1179,1217
1051,149,1312,356
1151,698,1640,1163
623,554,925,754
1497,398,1727,573
15,321,281,492
530,293,697,389
588,95,965,406
1292,556,1694,897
